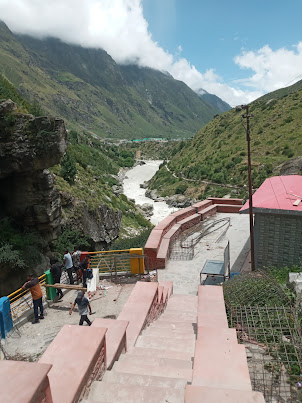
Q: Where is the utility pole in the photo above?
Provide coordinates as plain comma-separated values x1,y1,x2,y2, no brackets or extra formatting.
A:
241,104,255,272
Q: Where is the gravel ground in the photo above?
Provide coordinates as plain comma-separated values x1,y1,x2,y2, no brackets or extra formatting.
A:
1,280,135,361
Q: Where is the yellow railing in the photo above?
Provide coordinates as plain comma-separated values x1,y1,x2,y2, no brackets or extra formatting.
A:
89,249,145,275
6,249,146,322
8,274,47,322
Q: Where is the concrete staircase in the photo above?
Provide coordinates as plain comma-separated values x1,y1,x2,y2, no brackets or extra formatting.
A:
86,294,197,403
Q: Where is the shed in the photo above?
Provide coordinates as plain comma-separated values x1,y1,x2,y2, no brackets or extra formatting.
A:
240,175,302,269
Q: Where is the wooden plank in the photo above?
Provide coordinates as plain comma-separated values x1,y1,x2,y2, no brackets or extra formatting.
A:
44,283,87,291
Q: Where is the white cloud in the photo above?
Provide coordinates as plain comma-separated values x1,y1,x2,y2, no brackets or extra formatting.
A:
234,44,302,93
0,0,301,106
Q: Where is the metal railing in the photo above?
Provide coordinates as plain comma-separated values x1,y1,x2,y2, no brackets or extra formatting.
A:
8,274,47,322
5,249,147,323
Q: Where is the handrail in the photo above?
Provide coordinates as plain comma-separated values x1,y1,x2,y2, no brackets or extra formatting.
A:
87,249,131,254
8,273,46,303
5,249,142,322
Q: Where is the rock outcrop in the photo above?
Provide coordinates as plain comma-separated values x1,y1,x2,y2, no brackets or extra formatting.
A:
0,99,123,249
0,100,67,241
274,157,302,176
61,202,122,250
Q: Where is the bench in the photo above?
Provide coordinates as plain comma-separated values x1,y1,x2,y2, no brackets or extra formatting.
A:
200,242,230,285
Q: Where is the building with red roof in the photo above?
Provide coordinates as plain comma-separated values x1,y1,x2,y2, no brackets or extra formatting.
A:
240,175,302,269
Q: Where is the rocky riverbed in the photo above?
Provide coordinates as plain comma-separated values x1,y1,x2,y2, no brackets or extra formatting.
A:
122,160,181,225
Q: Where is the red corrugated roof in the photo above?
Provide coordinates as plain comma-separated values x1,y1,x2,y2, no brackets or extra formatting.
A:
240,175,302,213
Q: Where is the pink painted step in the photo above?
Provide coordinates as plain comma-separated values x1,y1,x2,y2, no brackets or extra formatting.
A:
145,327,196,338
156,237,170,262
118,282,159,347
198,285,228,328
145,229,163,250
178,213,201,231
150,321,196,331
0,361,53,403
215,204,242,213
128,346,193,361
197,326,237,344
162,224,182,241
136,335,195,353
192,199,213,212
158,281,173,303
112,360,193,381
92,318,129,369
208,197,243,206
155,318,196,325
160,313,197,321
192,341,252,391
102,370,188,389
143,326,196,337
118,354,192,370
89,382,184,403
157,285,164,304
155,215,177,234
199,205,217,220
185,385,265,403
39,324,107,403
171,206,196,222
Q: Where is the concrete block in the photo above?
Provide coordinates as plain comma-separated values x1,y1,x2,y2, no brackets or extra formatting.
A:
39,324,107,403
92,318,129,369
118,282,159,347
0,361,53,403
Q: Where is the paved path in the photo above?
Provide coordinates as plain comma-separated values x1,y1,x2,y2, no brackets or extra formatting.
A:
158,213,250,295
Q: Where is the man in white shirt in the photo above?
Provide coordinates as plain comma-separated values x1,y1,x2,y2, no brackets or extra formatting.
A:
63,249,74,284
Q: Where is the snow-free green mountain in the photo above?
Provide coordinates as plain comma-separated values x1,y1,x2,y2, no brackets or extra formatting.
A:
0,21,227,140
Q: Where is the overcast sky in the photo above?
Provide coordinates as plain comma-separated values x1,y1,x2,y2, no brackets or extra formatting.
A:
1,0,302,106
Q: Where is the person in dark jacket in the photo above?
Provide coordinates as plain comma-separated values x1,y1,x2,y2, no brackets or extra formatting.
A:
50,257,63,300
80,255,90,288
22,274,44,324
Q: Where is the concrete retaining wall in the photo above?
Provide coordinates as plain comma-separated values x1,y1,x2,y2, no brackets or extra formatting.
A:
145,197,243,269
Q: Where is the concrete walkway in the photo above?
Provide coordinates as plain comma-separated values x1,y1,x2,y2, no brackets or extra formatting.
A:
158,213,250,295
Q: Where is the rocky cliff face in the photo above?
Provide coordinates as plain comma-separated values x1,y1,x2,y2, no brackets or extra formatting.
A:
0,99,122,251
0,99,67,241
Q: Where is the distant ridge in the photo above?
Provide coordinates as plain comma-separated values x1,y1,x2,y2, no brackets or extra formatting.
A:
0,21,230,139
196,88,231,113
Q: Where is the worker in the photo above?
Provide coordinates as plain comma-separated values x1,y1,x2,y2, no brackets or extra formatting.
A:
72,247,82,283
50,257,63,300
22,274,44,324
69,291,92,326
63,249,74,284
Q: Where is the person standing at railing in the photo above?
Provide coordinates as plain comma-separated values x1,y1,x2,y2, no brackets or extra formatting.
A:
80,255,90,289
72,247,82,283
50,257,63,300
63,249,74,284
22,274,44,324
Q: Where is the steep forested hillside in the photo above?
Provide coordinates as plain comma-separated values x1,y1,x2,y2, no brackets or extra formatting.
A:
148,80,302,200
0,21,226,140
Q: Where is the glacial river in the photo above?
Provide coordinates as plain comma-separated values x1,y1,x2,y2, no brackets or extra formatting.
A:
122,160,177,225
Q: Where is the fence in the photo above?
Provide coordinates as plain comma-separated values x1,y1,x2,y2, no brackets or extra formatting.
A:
5,249,148,324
